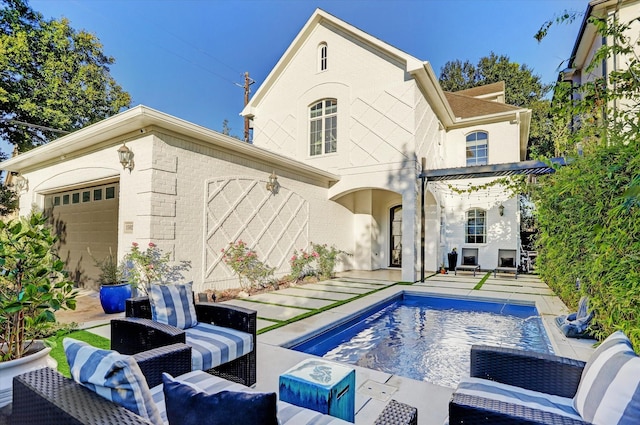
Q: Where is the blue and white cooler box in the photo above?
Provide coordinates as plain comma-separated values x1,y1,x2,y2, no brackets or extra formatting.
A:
279,359,355,423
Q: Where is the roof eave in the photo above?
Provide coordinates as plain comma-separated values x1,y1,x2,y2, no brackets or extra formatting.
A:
1,106,340,185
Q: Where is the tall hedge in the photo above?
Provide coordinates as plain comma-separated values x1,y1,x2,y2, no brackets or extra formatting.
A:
532,139,640,348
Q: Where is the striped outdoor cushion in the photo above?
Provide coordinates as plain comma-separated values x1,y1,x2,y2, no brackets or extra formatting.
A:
184,322,253,371
149,283,198,329
150,371,350,425
455,376,582,421
573,331,640,424
64,338,163,425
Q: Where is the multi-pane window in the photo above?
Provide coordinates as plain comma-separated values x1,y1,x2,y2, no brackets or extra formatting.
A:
466,131,488,166
318,43,327,71
466,208,486,243
309,99,337,156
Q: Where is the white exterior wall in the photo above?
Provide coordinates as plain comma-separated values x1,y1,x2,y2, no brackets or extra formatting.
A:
250,22,431,281
144,131,354,292
13,129,353,293
445,121,521,167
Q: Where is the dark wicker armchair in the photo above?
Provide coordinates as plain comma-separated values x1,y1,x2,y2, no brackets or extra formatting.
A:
449,345,589,425
10,344,191,425
111,296,257,387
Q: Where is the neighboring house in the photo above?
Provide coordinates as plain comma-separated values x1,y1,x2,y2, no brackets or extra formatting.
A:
0,9,530,291
562,0,640,111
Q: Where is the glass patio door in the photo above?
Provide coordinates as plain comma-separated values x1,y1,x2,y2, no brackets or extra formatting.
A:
390,206,402,267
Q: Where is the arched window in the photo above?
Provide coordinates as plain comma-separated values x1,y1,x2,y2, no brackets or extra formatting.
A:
466,208,486,243
309,99,337,156
466,131,488,166
318,43,328,71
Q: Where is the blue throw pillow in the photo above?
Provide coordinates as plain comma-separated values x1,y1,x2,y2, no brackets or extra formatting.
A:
162,373,278,425
149,282,198,329
64,338,163,425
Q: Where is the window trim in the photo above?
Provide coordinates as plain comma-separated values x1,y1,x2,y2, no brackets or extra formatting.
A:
465,208,486,244
309,98,337,156
318,42,328,72
466,131,488,166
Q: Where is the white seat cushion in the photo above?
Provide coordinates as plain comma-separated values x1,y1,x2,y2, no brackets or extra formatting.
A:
573,331,640,424
185,322,253,371
455,377,582,421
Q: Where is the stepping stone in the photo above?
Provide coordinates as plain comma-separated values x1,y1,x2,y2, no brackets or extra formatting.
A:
242,293,335,309
302,283,372,294
223,299,311,321
277,287,355,301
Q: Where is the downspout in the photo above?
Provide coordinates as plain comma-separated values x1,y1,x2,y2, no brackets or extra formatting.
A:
420,158,426,282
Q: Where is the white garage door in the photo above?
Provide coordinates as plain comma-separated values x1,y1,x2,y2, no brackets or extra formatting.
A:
45,182,119,290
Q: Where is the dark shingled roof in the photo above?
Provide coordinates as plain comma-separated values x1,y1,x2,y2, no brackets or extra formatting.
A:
444,91,521,119
454,81,505,98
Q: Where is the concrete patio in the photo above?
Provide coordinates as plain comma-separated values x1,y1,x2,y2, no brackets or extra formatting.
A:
57,270,596,425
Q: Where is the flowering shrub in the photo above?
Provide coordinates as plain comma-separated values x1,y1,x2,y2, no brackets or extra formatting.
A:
289,248,319,281
121,242,191,294
289,243,348,281
221,240,275,290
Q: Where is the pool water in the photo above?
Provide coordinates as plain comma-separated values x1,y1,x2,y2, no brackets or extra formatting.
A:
291,294,553,388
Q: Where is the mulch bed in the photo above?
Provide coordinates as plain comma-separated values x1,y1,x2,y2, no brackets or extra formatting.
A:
199,276,321,303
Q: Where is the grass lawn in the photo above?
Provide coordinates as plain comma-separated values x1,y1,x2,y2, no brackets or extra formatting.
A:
50,329,110,377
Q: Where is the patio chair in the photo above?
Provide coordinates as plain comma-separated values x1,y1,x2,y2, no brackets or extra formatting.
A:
555,296,594,338
455,248,481,276
493,248,518,279
110,284,257,387
448,331,640,424
10,343,417,425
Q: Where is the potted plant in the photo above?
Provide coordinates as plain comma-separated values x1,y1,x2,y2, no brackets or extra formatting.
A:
440,263,447,274
448,248,458,272
0,212,76,407
90,248,130,314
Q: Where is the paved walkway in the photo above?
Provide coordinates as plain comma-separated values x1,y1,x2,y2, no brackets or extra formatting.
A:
58,270,596,425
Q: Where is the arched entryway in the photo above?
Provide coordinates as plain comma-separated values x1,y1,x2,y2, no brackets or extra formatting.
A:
390,205,402,267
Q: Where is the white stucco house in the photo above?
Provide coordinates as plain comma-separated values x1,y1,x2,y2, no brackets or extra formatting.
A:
561,0,640,112
0,9,531,292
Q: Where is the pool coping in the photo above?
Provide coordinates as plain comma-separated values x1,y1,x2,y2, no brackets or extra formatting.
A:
255,279,596,424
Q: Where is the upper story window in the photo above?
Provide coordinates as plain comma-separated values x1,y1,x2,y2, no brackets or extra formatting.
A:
318,43,328,71
465,208,486,244
466,131,488,166
309,99,337,156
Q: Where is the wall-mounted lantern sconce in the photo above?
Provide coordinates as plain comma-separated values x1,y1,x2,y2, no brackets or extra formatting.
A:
9,172,28,194
499,203,505,216
118,143,135,172
266,171,279,194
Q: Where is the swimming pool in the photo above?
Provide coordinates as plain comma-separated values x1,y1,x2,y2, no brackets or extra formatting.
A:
290,293,553,388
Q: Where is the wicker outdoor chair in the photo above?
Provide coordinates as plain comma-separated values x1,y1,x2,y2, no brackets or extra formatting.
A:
449,345,589,425
111,295,257,387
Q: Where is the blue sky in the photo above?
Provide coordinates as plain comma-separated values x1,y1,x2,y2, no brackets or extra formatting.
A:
11,0,585,153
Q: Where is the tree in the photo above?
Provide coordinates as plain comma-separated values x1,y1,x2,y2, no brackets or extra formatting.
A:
439,52,554,158
0,0,131,153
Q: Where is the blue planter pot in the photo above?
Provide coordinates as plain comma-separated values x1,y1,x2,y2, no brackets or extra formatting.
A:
99,283,132,314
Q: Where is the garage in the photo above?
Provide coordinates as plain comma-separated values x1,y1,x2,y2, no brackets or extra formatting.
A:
44,181,119,290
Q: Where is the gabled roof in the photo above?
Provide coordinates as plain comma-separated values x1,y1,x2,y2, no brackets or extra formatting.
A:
241,8,456,127
242,8,530,136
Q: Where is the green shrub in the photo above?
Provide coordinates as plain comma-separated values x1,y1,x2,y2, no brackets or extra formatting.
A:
532,139,640,348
